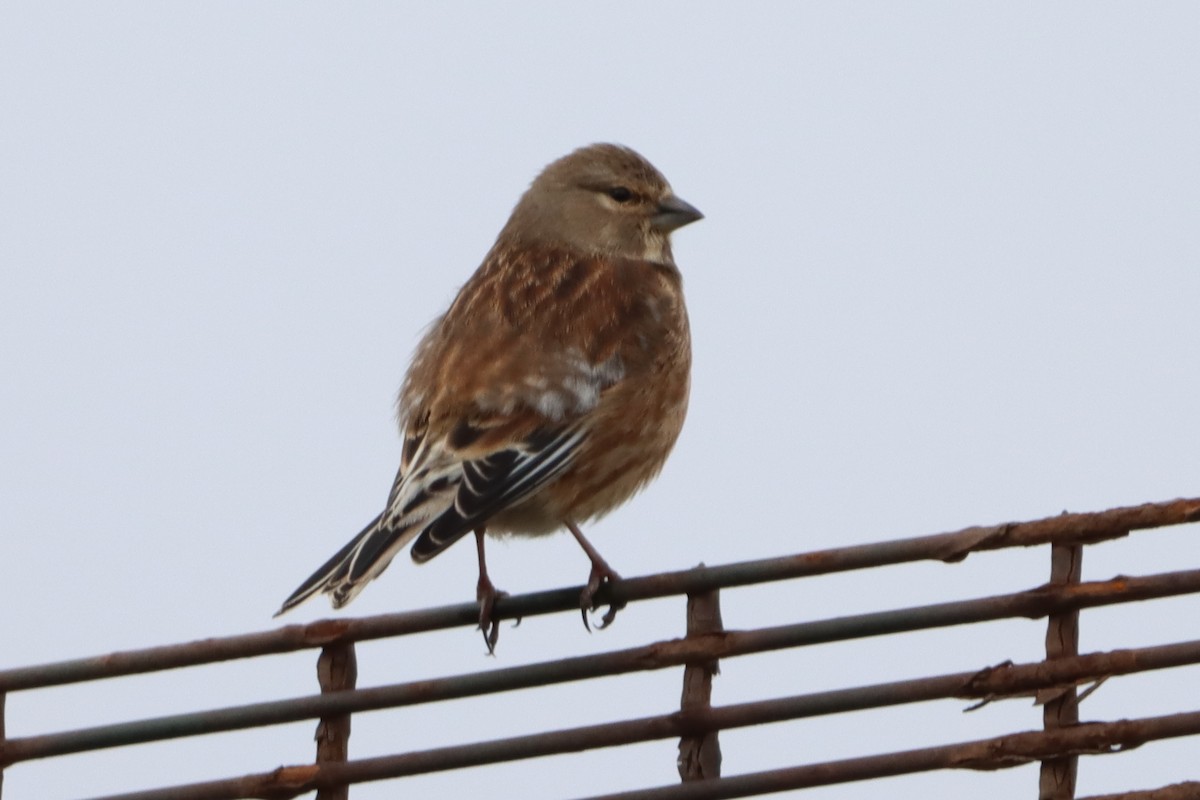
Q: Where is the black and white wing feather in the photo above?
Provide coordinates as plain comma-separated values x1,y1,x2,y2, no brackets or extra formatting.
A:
276,424,586,613
410,425,587,561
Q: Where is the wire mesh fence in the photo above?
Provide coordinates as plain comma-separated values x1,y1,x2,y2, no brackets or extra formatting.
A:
1,497,1198,799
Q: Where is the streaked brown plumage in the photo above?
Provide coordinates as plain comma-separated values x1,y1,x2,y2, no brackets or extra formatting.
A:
277,144,701,650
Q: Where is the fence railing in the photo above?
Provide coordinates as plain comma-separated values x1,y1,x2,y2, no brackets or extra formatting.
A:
1,497,1198,799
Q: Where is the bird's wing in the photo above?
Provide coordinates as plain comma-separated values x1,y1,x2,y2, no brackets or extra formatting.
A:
344,420,587,578
274,414,587,613
409,423,588,562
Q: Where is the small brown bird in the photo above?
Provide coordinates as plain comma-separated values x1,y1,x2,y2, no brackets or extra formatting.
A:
277,144,701,649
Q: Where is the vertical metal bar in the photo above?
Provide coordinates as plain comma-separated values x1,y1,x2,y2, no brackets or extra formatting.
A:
1039,543,1082,799
315,641,357,800
678,580,722,782
1,690,7,799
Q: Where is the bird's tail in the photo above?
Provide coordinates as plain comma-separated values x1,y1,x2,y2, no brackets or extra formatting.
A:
275,513,418,616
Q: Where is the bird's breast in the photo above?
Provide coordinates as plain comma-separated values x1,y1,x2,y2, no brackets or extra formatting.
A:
493,274,691,532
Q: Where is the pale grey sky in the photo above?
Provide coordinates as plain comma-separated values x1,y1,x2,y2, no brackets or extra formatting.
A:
2,3,1198,799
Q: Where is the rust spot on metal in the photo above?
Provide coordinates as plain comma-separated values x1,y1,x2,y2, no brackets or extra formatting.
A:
935,524,1011,563
1075,577,1130,597
302,619,353,645
403,678,443,702
269,763,320,787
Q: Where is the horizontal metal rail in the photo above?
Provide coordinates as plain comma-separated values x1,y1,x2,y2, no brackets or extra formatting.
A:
2,497,1197,694
5,569,1200,766
3,497,1198,800
1078,783,1200,800
570,711,1200,800
80,703,1200,800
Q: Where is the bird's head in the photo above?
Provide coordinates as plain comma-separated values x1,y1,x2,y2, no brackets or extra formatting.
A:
499,143,702,264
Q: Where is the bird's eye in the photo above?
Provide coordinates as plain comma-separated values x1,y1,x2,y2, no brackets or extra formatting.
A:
607,186,634,203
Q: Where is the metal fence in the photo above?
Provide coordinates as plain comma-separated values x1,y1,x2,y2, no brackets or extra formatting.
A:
1,497,1199,800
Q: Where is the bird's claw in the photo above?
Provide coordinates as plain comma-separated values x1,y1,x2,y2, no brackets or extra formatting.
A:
579,562,625,632
477,578,509,655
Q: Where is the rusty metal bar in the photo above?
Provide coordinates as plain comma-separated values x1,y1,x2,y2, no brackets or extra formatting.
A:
7,569,1200,766
0,608,479,694
1,691,6,800
571,711,1200,800
81,705,1200,800
3,497,1196,694
1041,543,1083,799
1078,782,1200,800
678,586,722,782
314,642,356,800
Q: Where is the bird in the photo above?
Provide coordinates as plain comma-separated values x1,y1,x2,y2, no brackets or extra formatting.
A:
276,143,702,650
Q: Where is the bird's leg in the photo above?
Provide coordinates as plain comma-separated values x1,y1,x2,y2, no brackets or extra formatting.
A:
474,527,507,653
566,520,625,630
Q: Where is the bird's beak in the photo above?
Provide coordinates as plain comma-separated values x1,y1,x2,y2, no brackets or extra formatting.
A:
652,194,704,232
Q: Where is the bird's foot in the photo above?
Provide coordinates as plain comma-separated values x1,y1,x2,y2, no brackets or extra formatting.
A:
579,560,625,632
477,575,509,654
